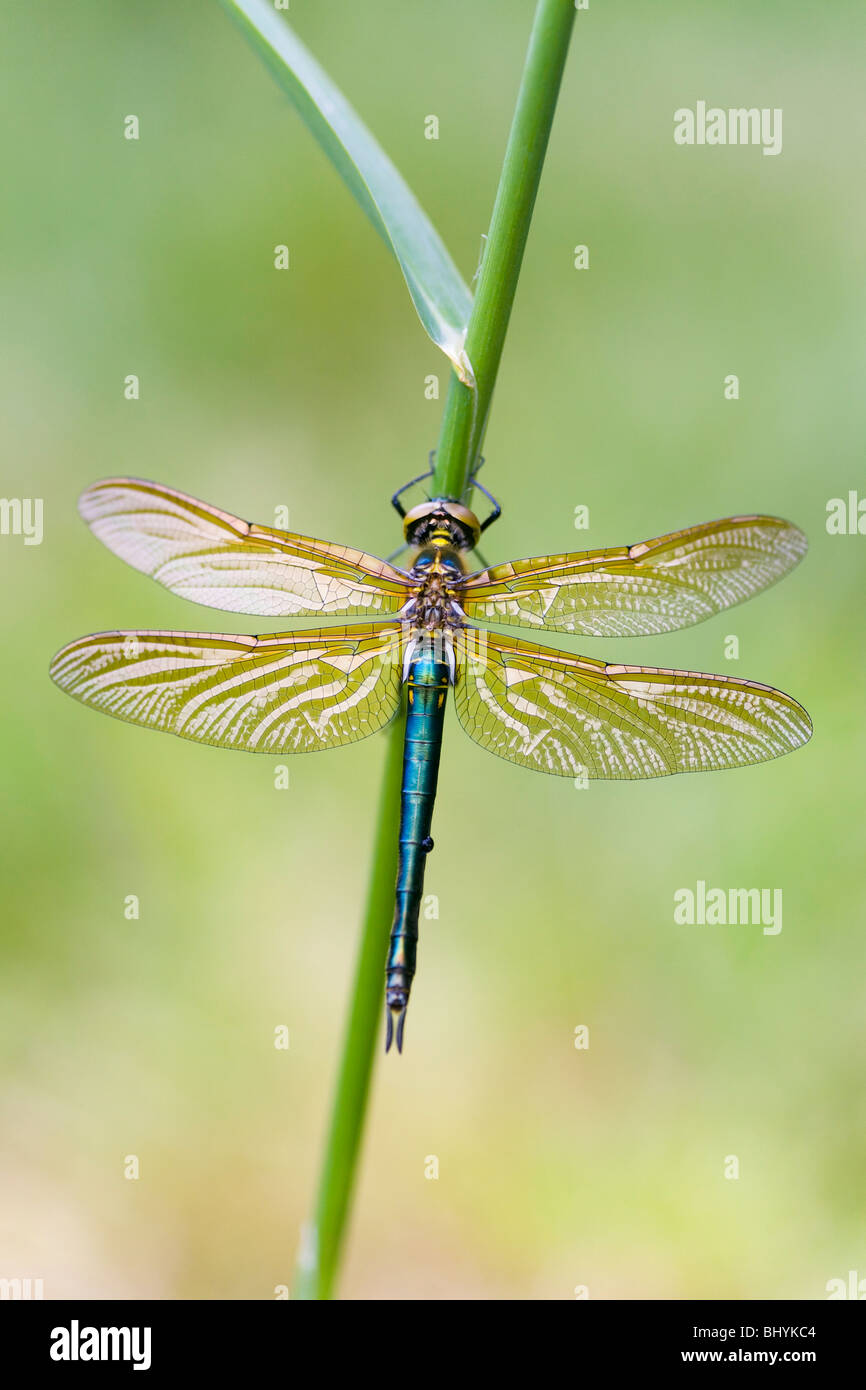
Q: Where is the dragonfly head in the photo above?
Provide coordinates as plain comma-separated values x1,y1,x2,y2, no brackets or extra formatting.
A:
403,499,481,552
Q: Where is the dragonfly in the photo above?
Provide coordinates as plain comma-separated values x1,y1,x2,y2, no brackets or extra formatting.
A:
50,473,812,1051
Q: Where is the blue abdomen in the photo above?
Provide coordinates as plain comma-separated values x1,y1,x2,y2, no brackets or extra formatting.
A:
385,644,450,1050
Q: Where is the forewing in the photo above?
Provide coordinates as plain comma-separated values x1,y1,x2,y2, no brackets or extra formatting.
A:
452,630,811,779
461,516,807,637
50,625,404,754
79,477,412,618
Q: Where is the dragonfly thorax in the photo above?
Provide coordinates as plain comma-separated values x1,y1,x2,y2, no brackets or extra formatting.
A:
407,544,467,632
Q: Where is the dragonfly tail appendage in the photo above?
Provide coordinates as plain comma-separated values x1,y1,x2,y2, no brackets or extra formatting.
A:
385,987,409,1054
384,889,426,1054
385,883,433,1052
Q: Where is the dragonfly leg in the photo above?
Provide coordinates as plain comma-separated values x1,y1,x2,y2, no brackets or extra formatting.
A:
474,479,502,533
464,456,501,533
391,455,435,519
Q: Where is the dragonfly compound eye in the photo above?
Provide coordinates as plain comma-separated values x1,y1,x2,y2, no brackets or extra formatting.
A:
403,500,481,549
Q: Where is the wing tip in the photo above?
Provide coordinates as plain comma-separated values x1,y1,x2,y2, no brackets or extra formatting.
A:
729,514,810,565
78,476,159,518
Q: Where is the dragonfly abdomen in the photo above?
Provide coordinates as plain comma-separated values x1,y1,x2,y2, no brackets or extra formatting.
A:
385,643,451,1052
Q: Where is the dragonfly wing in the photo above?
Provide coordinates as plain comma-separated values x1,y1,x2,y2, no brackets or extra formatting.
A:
461,516,807,636
79,478,412,618
50,624,404,754
452,630,811,779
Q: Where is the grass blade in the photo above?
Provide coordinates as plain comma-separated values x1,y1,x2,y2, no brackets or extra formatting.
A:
222,0,475,382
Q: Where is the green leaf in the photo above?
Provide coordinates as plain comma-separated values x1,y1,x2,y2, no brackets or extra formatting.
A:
222,0,475,384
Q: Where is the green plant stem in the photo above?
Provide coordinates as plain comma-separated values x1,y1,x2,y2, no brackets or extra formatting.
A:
433,0,575,501
294,0,575,1301
292,709,405,1300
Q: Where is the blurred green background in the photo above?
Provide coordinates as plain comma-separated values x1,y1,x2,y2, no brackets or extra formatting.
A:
2,0,864,1300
